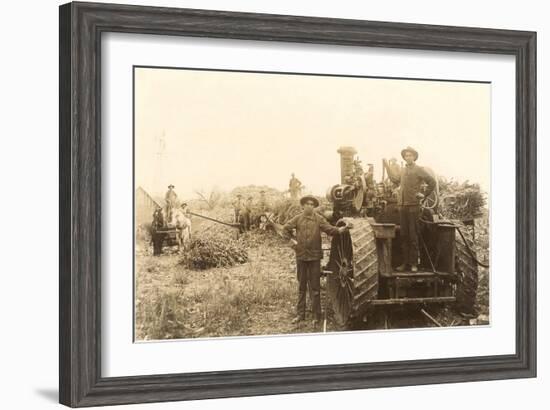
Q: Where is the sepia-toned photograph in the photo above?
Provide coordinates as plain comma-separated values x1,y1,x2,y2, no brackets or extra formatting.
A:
133,66,490,341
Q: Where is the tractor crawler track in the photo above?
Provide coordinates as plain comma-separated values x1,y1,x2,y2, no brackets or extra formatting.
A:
327,217,379,326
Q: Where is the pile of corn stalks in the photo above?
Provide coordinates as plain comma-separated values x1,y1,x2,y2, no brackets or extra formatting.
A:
438,178,487,221
183,237,248,270
271,199,303,224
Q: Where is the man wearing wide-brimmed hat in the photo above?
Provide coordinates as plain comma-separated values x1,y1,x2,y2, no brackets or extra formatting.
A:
283,195,350,328
165,184,177,202
390,147,436,273
164,184,179,226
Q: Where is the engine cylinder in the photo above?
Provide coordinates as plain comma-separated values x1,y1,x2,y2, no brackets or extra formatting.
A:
337,146,357,184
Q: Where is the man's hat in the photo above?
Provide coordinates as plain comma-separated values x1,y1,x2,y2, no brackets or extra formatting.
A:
300,195,319,207
180,202,187,207
401,146,418,161
236,194,242,197
168,184,175,188
259,190,265,194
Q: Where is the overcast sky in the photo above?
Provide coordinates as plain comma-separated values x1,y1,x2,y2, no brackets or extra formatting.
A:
135,67,490,199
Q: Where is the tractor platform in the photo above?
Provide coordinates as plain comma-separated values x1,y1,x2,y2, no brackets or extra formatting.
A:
379,270,455,279
379,269,457,303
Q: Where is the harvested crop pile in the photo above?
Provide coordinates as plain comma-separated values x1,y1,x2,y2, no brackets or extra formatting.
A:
183,237,248,270
438,178,487,221
271,196,330,225
274,200,301,223
271,199,303,224
241,227,288,248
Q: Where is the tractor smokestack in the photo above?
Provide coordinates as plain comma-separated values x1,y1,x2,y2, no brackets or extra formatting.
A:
337,146,357,184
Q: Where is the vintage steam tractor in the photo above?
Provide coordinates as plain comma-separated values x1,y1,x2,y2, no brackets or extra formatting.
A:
325,147,481,327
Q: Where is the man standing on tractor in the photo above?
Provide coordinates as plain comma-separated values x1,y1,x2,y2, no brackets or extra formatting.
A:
289,173,302,199
283,195,350,329
390,146,436,273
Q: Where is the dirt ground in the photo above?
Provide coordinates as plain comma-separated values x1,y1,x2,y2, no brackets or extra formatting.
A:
135,214,489,341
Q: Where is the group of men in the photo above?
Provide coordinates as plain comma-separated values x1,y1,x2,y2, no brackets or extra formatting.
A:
232,190,270,231
159,147,433,329
230,172,303,232
231,172,305,231
283,146,435,328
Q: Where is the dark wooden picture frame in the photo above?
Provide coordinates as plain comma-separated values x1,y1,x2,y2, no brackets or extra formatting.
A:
59,1,536,407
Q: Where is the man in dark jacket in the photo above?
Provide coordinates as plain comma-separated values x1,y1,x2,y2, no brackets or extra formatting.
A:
390,147,436,272
283,195,349,327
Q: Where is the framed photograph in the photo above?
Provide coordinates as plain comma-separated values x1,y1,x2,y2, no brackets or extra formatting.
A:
59,1,536,407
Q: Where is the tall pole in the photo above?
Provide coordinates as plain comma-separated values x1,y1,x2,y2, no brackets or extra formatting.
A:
153,130,166,195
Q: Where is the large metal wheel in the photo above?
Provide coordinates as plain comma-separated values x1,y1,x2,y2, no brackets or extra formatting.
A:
455,227,479,314
327,217,379,326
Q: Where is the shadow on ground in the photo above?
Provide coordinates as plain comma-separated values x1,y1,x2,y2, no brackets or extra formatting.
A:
35,388,58,403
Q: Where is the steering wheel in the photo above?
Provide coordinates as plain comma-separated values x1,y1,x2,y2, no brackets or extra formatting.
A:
421,167,439,211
